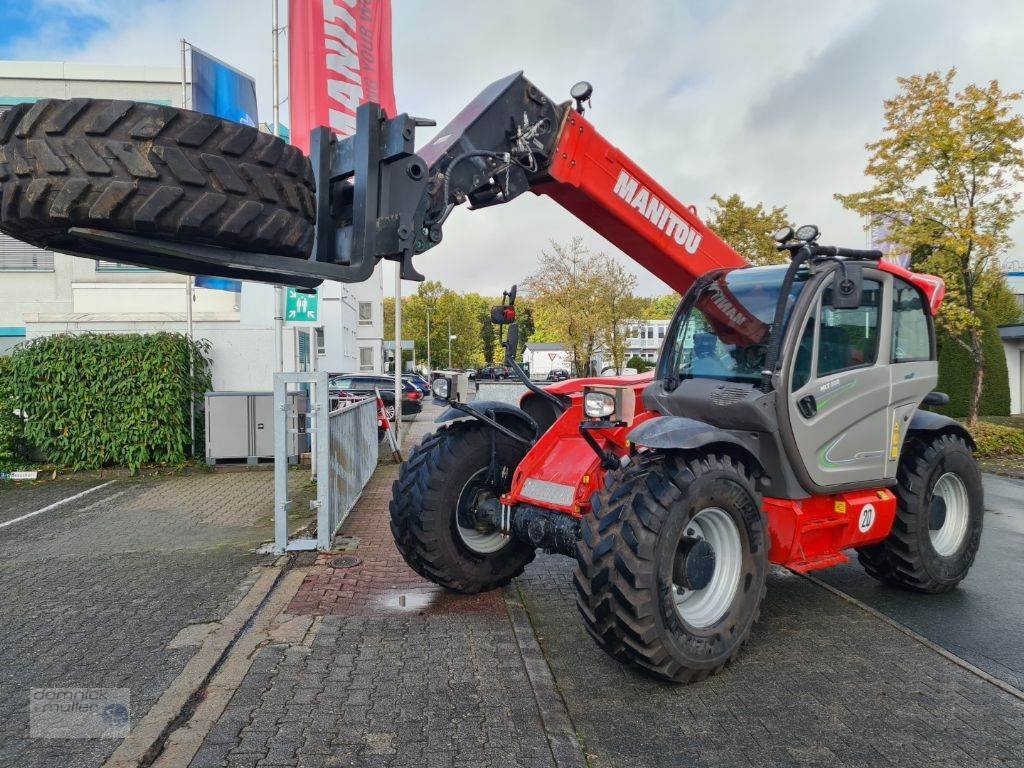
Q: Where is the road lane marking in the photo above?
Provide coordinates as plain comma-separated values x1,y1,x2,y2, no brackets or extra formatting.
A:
0,480,117,530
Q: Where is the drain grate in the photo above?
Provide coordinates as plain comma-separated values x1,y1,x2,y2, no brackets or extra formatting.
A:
328,555,362,569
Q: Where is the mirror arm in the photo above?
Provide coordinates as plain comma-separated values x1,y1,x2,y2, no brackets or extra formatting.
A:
504,343,569,414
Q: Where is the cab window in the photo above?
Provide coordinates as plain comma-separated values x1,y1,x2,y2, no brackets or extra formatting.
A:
816,278,881,376
892,278,931,362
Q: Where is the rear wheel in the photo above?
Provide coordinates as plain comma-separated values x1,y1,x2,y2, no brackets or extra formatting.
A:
857,433,983,593
574,450,767,683
389,423,535,593
0,99,315,257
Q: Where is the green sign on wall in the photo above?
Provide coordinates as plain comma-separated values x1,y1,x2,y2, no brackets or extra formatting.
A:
285,288,318,323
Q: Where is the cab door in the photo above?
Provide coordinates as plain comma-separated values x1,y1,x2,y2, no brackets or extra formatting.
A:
786,273,892,488
885,277,938,478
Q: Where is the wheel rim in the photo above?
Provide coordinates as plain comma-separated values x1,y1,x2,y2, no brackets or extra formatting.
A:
455,468,509,554
384,405,396,419
929,472,970,556
673,507,743,628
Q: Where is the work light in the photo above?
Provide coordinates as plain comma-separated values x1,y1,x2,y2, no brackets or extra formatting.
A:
431,378,450,400
583,391,616,419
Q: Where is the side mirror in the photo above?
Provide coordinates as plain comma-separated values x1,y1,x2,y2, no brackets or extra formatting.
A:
831,264,863,309
504,322,519,364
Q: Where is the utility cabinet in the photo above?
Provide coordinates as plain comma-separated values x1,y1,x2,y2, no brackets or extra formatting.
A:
205,391,308,464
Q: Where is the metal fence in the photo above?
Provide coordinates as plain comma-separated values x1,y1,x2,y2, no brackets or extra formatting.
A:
475,380,528,404
326,396,378,539
273,371,379,553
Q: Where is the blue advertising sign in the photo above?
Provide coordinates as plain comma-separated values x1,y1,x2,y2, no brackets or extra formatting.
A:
190,45,258,127
188,44,257,293
194,276,242,292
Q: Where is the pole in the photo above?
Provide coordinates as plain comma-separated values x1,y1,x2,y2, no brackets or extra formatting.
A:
448,318,452,369
180,39,188,108
394,265,403,442
271,1,285,379
185,275,195,456
425,310,431,380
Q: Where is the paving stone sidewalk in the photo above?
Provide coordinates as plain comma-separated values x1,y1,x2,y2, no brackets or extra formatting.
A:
186,408,1024,768
189,409,563,768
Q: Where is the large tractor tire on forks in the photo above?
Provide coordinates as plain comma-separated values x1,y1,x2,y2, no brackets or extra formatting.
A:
575,450,767,684
0,99,315,258
857,433,983,593
390,423,535,594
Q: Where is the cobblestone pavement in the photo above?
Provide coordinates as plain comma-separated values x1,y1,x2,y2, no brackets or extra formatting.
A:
183,405,1024,768
518,553,1024,768
819,473,1024,691
189,406,560,768
0,470,312,768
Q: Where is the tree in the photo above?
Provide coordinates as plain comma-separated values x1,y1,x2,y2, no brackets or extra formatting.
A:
835,69,1024,423
627,354,652,373
643,294,681,320
592,254,646,373
523,237,604,374
384,281,485,370
523,238,645,375
707,193,791,266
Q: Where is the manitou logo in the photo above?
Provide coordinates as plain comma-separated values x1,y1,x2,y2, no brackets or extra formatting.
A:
613,170,702,254
705,284,747,328
323,0,366,137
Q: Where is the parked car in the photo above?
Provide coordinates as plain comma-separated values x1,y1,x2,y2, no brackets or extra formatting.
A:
477,365,512,380
545,369,571,382
328,374,422,418
403,374,431,396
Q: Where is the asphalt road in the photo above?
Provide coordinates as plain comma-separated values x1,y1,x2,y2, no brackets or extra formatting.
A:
818,473,1024,690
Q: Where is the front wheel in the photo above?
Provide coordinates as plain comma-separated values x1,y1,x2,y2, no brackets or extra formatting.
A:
389,423,535,593
575,451,767,684
857,433,983,593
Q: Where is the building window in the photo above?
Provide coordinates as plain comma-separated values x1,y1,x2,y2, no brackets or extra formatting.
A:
358,301,373,325
0,234,54,271
96,260,151,272
314,327,326,356
359,346,374,371
658,325,665,339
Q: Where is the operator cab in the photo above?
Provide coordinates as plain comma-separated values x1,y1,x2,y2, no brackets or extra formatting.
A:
644,227,938,499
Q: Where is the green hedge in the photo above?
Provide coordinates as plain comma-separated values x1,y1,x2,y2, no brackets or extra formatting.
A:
968,420,1024,458
5,333,211,471
935,315,1010,418
0,355,25,468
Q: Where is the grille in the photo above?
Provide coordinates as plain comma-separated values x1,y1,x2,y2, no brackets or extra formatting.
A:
711,386,751,406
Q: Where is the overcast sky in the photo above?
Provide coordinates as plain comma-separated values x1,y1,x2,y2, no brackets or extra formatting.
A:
2,0,1023,296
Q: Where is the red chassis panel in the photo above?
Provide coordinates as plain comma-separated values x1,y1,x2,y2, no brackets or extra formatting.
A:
503,380,897,574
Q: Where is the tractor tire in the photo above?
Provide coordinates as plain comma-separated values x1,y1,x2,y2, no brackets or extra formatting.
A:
389,423,535,594
0,99,315,258
856,433,983,593
574,450,767,684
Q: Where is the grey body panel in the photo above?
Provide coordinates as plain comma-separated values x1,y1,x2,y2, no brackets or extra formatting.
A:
436,400,539,438
638,383,810,499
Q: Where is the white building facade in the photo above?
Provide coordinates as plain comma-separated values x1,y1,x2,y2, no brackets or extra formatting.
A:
0,60,383,384
625,318,672,364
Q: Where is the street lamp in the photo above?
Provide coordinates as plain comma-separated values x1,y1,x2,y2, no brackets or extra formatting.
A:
448,317,457,369
425,308,431,379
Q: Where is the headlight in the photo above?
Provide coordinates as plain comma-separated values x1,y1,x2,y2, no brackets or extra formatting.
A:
431,377,450,399
583,391,616,419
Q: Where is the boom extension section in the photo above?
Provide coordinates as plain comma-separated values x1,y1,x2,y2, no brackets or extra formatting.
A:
315,72,747,292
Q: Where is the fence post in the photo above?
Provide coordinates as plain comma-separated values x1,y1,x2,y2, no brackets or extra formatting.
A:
315,371,331,550
273,373,289,555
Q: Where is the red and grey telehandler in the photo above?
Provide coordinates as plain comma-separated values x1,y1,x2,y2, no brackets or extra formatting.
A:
0,73,983,683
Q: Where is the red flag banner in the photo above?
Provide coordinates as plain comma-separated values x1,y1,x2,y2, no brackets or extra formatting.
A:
288,0,397,154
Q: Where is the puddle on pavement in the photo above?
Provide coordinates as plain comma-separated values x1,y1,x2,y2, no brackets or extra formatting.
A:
377,587,499,615
380,589,441,612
